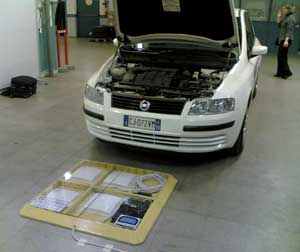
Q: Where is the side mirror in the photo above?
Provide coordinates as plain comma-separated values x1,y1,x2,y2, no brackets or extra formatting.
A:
113,38,119,47
251,45,268,56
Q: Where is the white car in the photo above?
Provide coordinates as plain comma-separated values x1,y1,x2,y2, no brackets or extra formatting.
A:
84,0,267,155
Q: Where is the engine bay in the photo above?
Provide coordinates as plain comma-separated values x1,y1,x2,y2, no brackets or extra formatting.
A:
98,61,226,100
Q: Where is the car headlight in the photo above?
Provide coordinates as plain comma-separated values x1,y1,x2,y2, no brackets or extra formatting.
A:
85,85,104,105
189,98,235,115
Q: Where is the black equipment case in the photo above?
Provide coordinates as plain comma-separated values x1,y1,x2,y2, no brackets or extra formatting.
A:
10,76,37,98
89,25,116,42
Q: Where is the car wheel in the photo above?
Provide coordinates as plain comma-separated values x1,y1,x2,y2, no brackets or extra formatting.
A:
229,113,247,156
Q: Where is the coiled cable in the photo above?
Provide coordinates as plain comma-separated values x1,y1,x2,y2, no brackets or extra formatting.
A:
135,174,166,194
72,226,129,252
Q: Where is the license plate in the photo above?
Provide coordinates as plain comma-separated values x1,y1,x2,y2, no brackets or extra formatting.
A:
124,115,161,131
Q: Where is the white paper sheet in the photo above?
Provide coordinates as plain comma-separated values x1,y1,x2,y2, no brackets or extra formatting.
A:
46,188,79,205
31,188,79,212
31,198,67,212
102,171,137,189
162,0,181,12
71,166,103,182
87,193,123,216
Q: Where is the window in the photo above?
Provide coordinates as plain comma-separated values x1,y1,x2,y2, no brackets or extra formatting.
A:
237,16,242,51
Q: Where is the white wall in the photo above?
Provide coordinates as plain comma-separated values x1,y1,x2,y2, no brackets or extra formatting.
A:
68,17,78,37
0,0,39,88
67,0,77,14
67,0,77,37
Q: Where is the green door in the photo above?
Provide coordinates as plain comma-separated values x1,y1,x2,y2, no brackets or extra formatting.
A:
77,0,100,37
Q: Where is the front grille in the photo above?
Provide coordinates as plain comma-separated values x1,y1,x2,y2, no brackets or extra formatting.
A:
110,127,180,147
109,127,227,148
88,123,227,149
111,93,186,115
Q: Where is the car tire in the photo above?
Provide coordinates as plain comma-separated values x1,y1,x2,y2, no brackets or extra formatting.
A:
229,113,247,156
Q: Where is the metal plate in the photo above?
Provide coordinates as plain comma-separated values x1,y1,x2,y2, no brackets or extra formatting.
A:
124,115,161,131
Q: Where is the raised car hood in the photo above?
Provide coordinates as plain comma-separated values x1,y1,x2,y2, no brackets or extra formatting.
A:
113,0,239,46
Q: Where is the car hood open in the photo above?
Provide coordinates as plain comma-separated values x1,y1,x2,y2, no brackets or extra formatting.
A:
113,0,239,46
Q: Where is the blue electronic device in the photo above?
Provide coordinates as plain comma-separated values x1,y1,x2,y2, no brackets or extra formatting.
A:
114,215,141,230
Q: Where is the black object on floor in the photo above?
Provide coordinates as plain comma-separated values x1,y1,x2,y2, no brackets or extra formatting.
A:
1,76,37,98
111,199,152,223
89,25,116,42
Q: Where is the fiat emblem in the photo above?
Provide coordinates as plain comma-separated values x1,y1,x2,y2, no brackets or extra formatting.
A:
140,100,151,112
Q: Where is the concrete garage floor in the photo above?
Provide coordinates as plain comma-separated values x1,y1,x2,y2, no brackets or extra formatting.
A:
0,38,300,252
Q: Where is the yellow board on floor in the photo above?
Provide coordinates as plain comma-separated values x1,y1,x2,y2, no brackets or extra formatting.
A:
20,160,177,245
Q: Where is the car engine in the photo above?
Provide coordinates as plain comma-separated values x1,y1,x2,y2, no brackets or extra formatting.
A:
98,62,226,100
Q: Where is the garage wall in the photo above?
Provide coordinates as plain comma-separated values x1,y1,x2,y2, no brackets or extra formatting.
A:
270,0,300,21
234,0,300,53
0,0,39,89
66,0,113,36
67,0,78,37
239,0,300,22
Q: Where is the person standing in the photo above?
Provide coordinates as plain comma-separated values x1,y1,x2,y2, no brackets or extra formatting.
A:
275,4,296,79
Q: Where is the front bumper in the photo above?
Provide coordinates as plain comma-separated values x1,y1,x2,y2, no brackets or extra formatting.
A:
84,99,243,153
